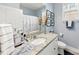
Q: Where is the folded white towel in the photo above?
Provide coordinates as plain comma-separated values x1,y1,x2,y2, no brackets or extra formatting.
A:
0,24,15,55
1,46,15,55
0,33,13,43
1,40,14,52
0,27,13,35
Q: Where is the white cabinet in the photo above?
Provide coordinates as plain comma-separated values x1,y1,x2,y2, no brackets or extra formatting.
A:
38,37,58,55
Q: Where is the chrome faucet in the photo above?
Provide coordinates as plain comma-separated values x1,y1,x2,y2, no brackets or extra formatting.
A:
21,33,28,42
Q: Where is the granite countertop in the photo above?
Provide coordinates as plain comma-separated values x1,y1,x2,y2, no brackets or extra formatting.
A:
30,33,58,55
11,33,58,55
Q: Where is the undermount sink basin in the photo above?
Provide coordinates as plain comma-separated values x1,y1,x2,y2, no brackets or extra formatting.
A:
31,38,46,46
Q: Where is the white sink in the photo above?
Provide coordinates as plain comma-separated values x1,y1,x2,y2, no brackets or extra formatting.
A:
31,38,46,46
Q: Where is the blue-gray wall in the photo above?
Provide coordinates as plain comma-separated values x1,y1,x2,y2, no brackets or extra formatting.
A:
36,3,54,32
20,4,37,16
22,7,37,16
35,6,45,17
54,3,79,48
21,3,54,17
36,3,54,17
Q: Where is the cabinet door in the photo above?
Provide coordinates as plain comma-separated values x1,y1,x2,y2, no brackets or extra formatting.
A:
51,37,58,55
38,38,58,55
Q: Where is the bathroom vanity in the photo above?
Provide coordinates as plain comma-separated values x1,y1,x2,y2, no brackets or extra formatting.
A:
38,36,58,55
11,33,58,55
33,33,58,55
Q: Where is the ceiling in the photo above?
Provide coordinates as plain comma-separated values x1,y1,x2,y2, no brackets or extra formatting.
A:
21,3,44,10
